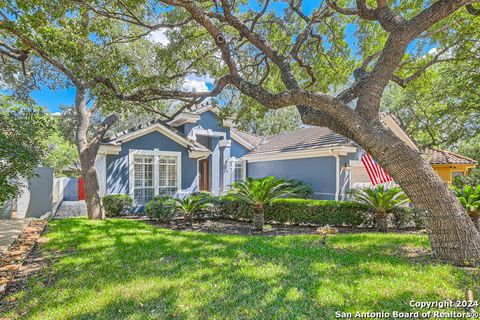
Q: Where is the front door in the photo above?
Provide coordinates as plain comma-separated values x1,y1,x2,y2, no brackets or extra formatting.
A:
199,158,210,191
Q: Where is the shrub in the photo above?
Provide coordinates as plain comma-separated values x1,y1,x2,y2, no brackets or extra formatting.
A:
351,186,410,231
453,168,480,188
145,196,176,222
215,197,376,227
175,194,212,225
102,194,133,217
286,179,313,198
229,176,293,230
452,185,480,229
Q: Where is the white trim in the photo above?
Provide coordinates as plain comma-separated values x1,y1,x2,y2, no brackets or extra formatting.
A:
117,123,195,148
188,150,211,158
189,128,227,140
95,154,107,196
222,118,235,128
334,154,340,201
230,131,255,151
241,146,357,162
128,149,182,203
219,139,231,148
168,112,201,126
98,144,121,155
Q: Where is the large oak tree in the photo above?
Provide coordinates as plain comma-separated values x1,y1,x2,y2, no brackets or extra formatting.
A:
80,0,480,265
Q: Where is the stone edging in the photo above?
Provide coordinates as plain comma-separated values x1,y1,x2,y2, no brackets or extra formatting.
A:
0,220,47,297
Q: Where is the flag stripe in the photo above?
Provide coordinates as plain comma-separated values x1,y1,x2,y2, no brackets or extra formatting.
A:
361,153,393,185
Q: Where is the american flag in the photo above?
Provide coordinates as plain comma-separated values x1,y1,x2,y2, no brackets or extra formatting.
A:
360,152,393,185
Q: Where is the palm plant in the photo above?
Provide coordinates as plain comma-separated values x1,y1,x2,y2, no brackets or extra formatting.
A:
453,185,480,229
352,185,410,231
175,195,212,225
229,176,292,231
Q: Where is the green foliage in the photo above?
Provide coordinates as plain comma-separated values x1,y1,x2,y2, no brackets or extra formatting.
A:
286,179,313,199
145,196,176,222
4,218,475,319
452,185,480,215
351,186,410,230
0,95,54,202
453,168,480,189
352,186,410,213
175,195,212,223
216,197,372,227
229,176,292,206
42,130,79,177
102,194,133,217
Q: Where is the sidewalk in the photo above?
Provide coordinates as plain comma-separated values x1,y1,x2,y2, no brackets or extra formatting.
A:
0,219,33,258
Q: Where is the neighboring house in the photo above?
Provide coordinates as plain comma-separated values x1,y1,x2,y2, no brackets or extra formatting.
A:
96,104,476,210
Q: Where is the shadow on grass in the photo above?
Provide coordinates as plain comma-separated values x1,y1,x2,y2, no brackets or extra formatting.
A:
5,218,479,320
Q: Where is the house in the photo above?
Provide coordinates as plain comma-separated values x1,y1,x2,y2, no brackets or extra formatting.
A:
96,104,476,210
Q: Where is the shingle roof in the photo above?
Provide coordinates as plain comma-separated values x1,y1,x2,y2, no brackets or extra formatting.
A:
102,119,210,152
247,126,352,154
423,148,477,165
230,128,263,147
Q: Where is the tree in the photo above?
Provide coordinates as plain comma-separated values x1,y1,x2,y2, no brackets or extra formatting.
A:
81,0,480,264
352,186,410,231
382,61,480,149
229,177,292,231
0,95,53,202
42,130,79,177
0,1,209,219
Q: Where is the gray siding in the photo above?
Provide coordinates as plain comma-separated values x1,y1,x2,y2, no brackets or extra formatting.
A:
106,131,199,196
247,157,337,200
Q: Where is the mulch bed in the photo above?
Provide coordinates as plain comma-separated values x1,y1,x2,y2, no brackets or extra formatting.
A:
146,217,426,236
0,220,47,298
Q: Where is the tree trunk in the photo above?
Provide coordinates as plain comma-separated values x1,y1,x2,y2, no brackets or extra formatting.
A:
253,204,265,231
360,125,480,265
79,150,105,219
74,87,117,220
74,88,104,219
376,210,388,232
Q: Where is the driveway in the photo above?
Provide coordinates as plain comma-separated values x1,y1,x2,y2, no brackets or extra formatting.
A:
54,201,87,219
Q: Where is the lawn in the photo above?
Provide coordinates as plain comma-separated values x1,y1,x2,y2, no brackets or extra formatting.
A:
2,218,478,319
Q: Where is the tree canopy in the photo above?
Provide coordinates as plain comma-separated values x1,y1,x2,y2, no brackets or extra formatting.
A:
0,95,54,202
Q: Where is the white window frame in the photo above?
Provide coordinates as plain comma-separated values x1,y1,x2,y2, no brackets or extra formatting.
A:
230,157,247,184
129,149,182,204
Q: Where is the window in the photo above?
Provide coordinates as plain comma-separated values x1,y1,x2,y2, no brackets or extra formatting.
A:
130,151,181,205
452,171,464,179
133,156,154,204
159,156,178,195
231,159,245,183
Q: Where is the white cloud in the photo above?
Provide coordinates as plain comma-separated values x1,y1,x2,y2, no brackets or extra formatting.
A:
51,111,62,116
148,29,170,45
182,75,214,92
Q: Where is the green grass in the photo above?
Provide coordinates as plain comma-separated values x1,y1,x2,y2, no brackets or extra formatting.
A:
3,219,479,319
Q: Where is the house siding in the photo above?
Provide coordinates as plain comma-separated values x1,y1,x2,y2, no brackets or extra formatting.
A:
105,131,199,198
247,157,338,200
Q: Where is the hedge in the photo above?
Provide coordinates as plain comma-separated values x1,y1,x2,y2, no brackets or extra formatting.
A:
212,197,424,228
213,197,375,227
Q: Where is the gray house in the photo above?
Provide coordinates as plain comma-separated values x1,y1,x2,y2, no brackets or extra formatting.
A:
96,104,367,210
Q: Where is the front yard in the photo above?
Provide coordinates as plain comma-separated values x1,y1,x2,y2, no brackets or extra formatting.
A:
2,218,479,319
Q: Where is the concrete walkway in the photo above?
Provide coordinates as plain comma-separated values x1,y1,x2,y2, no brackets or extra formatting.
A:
54,201,87,219
0,219,33,257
